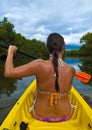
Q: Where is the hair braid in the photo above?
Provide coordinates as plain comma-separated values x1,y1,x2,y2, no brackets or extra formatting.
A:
47,33,65,92
52,50,59,92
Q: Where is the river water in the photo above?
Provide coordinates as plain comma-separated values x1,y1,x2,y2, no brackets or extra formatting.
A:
0,57,92,124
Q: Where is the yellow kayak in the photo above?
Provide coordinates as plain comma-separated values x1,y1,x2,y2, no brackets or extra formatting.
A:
1,80,92,130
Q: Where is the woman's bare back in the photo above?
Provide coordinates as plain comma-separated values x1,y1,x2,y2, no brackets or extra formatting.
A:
32,59,75,118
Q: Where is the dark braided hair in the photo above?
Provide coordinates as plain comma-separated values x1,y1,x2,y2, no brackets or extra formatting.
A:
47,33,65,92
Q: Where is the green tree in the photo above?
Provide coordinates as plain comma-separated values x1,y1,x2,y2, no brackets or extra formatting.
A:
24,39,48,59
80,32,92,45
0,17,16,44
79,32,92,56
0,17,47,60
64,50,79,57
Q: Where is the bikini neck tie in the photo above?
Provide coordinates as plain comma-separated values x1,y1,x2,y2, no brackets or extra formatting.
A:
49,54,63,67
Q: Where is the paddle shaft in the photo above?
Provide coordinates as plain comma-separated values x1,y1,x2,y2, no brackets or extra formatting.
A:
0,44,38,59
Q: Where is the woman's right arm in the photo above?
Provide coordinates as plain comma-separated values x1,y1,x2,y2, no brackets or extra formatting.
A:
4,45,40,78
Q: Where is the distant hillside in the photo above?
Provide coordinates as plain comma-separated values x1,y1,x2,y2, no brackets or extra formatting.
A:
66,44,81,50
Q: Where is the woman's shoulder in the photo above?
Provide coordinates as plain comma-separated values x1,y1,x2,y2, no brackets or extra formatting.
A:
30,59,46,67
31,58,44,63
63,61,75,73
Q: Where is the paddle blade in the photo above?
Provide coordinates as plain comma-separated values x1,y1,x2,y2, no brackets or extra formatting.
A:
75,72,91,83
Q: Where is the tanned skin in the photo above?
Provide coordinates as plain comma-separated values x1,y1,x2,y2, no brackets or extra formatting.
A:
5,45,75,118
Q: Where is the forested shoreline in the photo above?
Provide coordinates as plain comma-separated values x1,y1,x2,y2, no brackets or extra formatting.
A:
0,17,92,60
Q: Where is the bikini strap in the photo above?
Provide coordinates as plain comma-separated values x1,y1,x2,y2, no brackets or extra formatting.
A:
49,54,63,67
37,88,69,96
37,88,69,107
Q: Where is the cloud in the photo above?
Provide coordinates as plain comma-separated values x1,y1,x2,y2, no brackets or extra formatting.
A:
0,0,92,44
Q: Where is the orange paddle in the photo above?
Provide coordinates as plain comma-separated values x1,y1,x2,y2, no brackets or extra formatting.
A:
75,72,91,83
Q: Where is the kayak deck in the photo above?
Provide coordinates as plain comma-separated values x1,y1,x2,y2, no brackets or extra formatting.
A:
1,80,92,130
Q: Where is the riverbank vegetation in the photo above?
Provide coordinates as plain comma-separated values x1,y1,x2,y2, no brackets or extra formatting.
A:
65,32,92,57
0,17,48,60
0,17,92,60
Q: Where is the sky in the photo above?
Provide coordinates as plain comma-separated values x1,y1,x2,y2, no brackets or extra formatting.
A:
0,0,92,45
